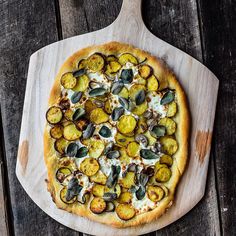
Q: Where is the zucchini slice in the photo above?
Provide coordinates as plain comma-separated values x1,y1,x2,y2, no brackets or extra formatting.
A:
117,115,137,134
92,184,105,197
147,185,164,202
90,197,107,214
80,157,100,176
129,84,146,101
106,61,121,74
46,106,63,124
78,59,87,69
60,187,77,204
61,72,77,89
54,137,69,154
147,75,159,91
160,136,178,155
63,123,82,141
167,101,177,117
132,101,148,115
50,125,63,139
160,154,173,166
56,167,72,184
115,132,135,147
88,139,105,158
72,74,89,92
118,53,138,65
118,86,129,99
90,171,107,185
155,167,172,183
64,109,74,121
118,192,132,204
90,108,109,124
138,64,152,78
116,204,136,220
87,53,105,72
119,172,135,189
127,141,140,157
158,118,176,135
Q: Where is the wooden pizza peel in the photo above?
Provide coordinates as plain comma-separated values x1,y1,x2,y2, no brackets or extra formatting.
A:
16,0,219,235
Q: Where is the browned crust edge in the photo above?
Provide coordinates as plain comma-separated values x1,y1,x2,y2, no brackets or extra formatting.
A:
43,41,190,228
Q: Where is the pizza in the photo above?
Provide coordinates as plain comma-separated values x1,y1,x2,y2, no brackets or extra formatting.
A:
44,41,189,228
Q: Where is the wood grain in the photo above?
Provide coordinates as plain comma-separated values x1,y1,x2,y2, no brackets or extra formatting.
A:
15,0,219,235
198,0,236,234
0,0,82,235
59,0,221,235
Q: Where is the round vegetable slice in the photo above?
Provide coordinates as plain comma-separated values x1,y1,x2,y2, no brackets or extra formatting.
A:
155,167,172,182
89,139,105,158
106,55,118,62
106,61,121,74
90,108,109,124
72,74,89,92
118,86,129,99
116,204,136,220
90,171,107,185
80,157,100,176
56,167,72,184
118,192,132,204
90,197,107,214
119,172,135,189
87,53,105,72
78,59,87,69
167,101,177,117
147,185,165,202
64,109,74,121
63,123,82,141
118,53,138,65
158,117,176,135
46,106,63,124
54,137,69,154
138,64,152,78
160,154,173,166
50,125,63,139
160,136,178,155
60,72,77,89
92,184,105,197
147,75,159,91
117,115,137,134
127,141,140,157
60,187,77,204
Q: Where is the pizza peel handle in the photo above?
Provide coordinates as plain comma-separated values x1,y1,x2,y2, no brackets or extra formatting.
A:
16,0,219,235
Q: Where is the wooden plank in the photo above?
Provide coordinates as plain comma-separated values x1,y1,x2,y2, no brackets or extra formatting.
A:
0,117,9,236
197,0,236,235
58,0,221,235
0,0,79,235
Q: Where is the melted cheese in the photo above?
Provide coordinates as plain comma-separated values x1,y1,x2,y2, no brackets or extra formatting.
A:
132,193,156,213
147,92,167,117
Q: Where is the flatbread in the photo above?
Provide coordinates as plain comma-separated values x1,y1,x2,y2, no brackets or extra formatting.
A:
44,41,190,228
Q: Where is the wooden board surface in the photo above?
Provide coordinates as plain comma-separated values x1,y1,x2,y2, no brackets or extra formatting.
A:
1,0,235,235
14,0,219,235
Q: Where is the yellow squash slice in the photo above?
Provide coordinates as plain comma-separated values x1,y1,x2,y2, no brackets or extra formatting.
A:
90,108,109,124
116,204,136,220
127,141,140,157
88,139,105,158
147,185,164,202
147,75,159,91
155,167,172,183
158,117,176,135
80,158,100,176
90,171,107,185
50,125,63,139
72,74,89,92
119,172,135,189
87,53,105,72
167,101,177,117
132,101,148,115
60,72,77,89
63,123,82,141
160,136,178,155
118,192,132,204
92,184,105,197
90,197,106,214
106,61,121,74
138,64,152,78
129,84,146,101
78,59,87,69
46,106,63,124
117,115,137,134
118,86,129,99
118,53,138,65
54,137,69,154
160,154,173,166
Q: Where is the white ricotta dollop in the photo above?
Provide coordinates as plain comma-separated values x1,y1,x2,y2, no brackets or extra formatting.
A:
132,193,156,213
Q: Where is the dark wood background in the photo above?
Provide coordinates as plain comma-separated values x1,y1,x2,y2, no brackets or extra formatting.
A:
0,0,235,235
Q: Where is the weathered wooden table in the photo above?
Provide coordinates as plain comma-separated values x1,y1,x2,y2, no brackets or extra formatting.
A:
0,0,235,235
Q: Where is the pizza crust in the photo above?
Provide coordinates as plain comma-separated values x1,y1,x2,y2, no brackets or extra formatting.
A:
44,41,190,228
